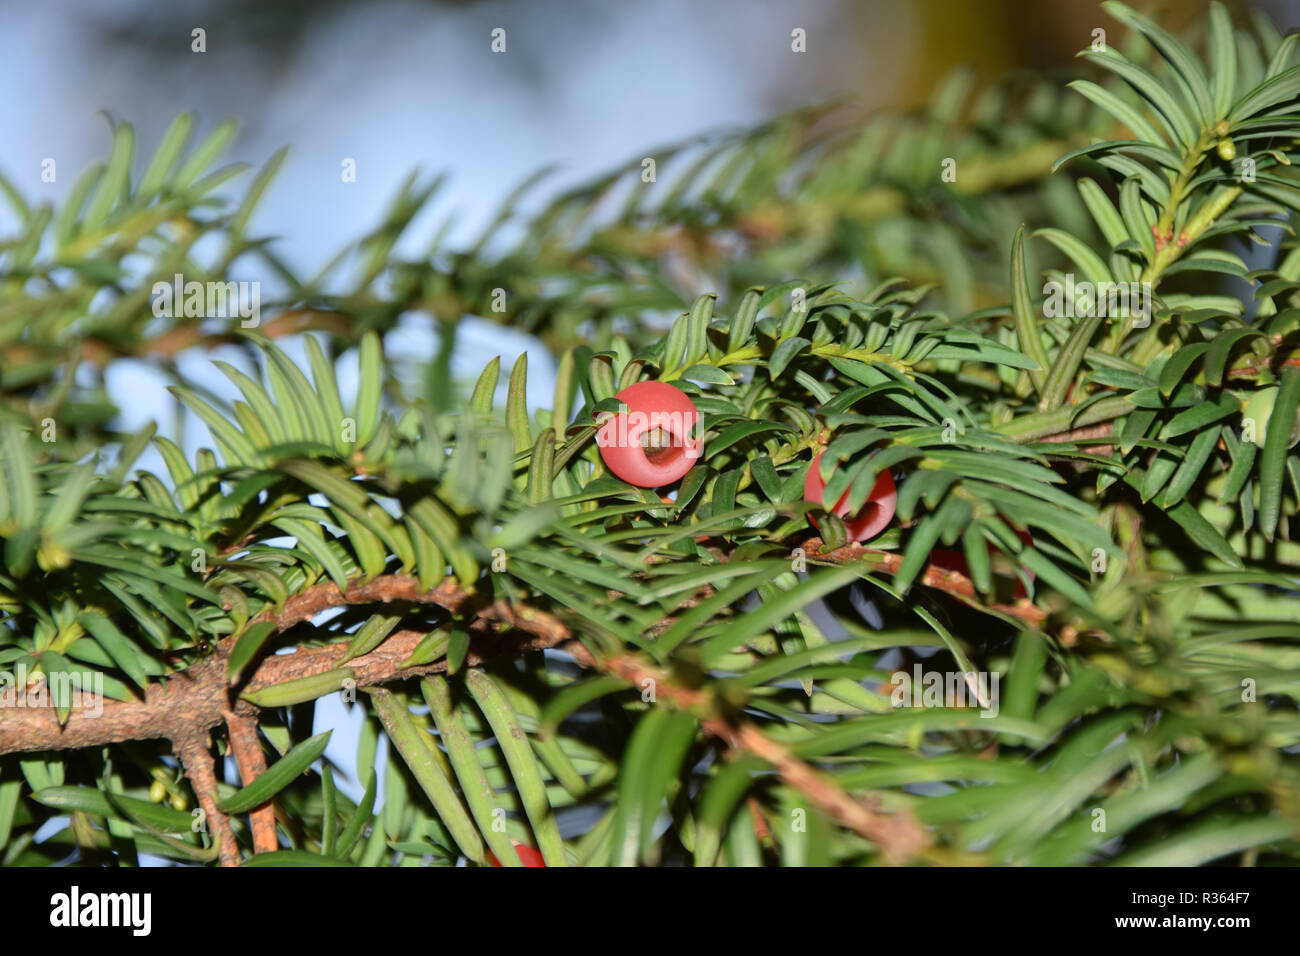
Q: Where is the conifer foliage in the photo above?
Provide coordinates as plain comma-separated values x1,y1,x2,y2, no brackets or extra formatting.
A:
0,2,1298,866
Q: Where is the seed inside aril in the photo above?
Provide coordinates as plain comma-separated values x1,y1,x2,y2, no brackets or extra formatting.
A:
641,427,683,464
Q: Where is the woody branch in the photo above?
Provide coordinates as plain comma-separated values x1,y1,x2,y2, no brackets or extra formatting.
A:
0,548,1029,862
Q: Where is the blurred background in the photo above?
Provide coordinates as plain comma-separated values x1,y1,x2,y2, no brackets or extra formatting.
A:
6,0,1296,280
3,0,1297,857
4,0,1293,449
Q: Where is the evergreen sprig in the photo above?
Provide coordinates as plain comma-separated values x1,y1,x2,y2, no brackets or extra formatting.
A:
0,1,1298,867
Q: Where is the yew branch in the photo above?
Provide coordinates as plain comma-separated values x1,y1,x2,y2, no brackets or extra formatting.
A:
175,732,238,868
0,550,1036,864
224,712,277,856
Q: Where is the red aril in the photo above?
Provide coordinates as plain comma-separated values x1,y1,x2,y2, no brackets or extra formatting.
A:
929,529,1035,597
487,842,547,867
803,451,897,543
596,381,702,488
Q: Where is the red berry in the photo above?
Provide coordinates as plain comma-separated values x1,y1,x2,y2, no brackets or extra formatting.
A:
929,529,1035,596
596,381,702,488
927,548,970,576
487,843,547,867
803,451,897,543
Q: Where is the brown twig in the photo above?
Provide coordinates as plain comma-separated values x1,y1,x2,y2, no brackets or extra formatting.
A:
746,795,773,846
0,550,1036,864
174,732,238,868
224,713,277,856
801,537,1048,627
0,576,566,754
563,643,930,863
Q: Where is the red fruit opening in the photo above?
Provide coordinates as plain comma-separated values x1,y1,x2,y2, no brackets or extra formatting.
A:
641,427,685,468
596,381,702,488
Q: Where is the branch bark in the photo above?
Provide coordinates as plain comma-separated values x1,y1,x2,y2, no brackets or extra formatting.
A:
174,732,238,868
224,712,277,856
0,549,1032,864
562,642,930,863
802,537,1048,627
